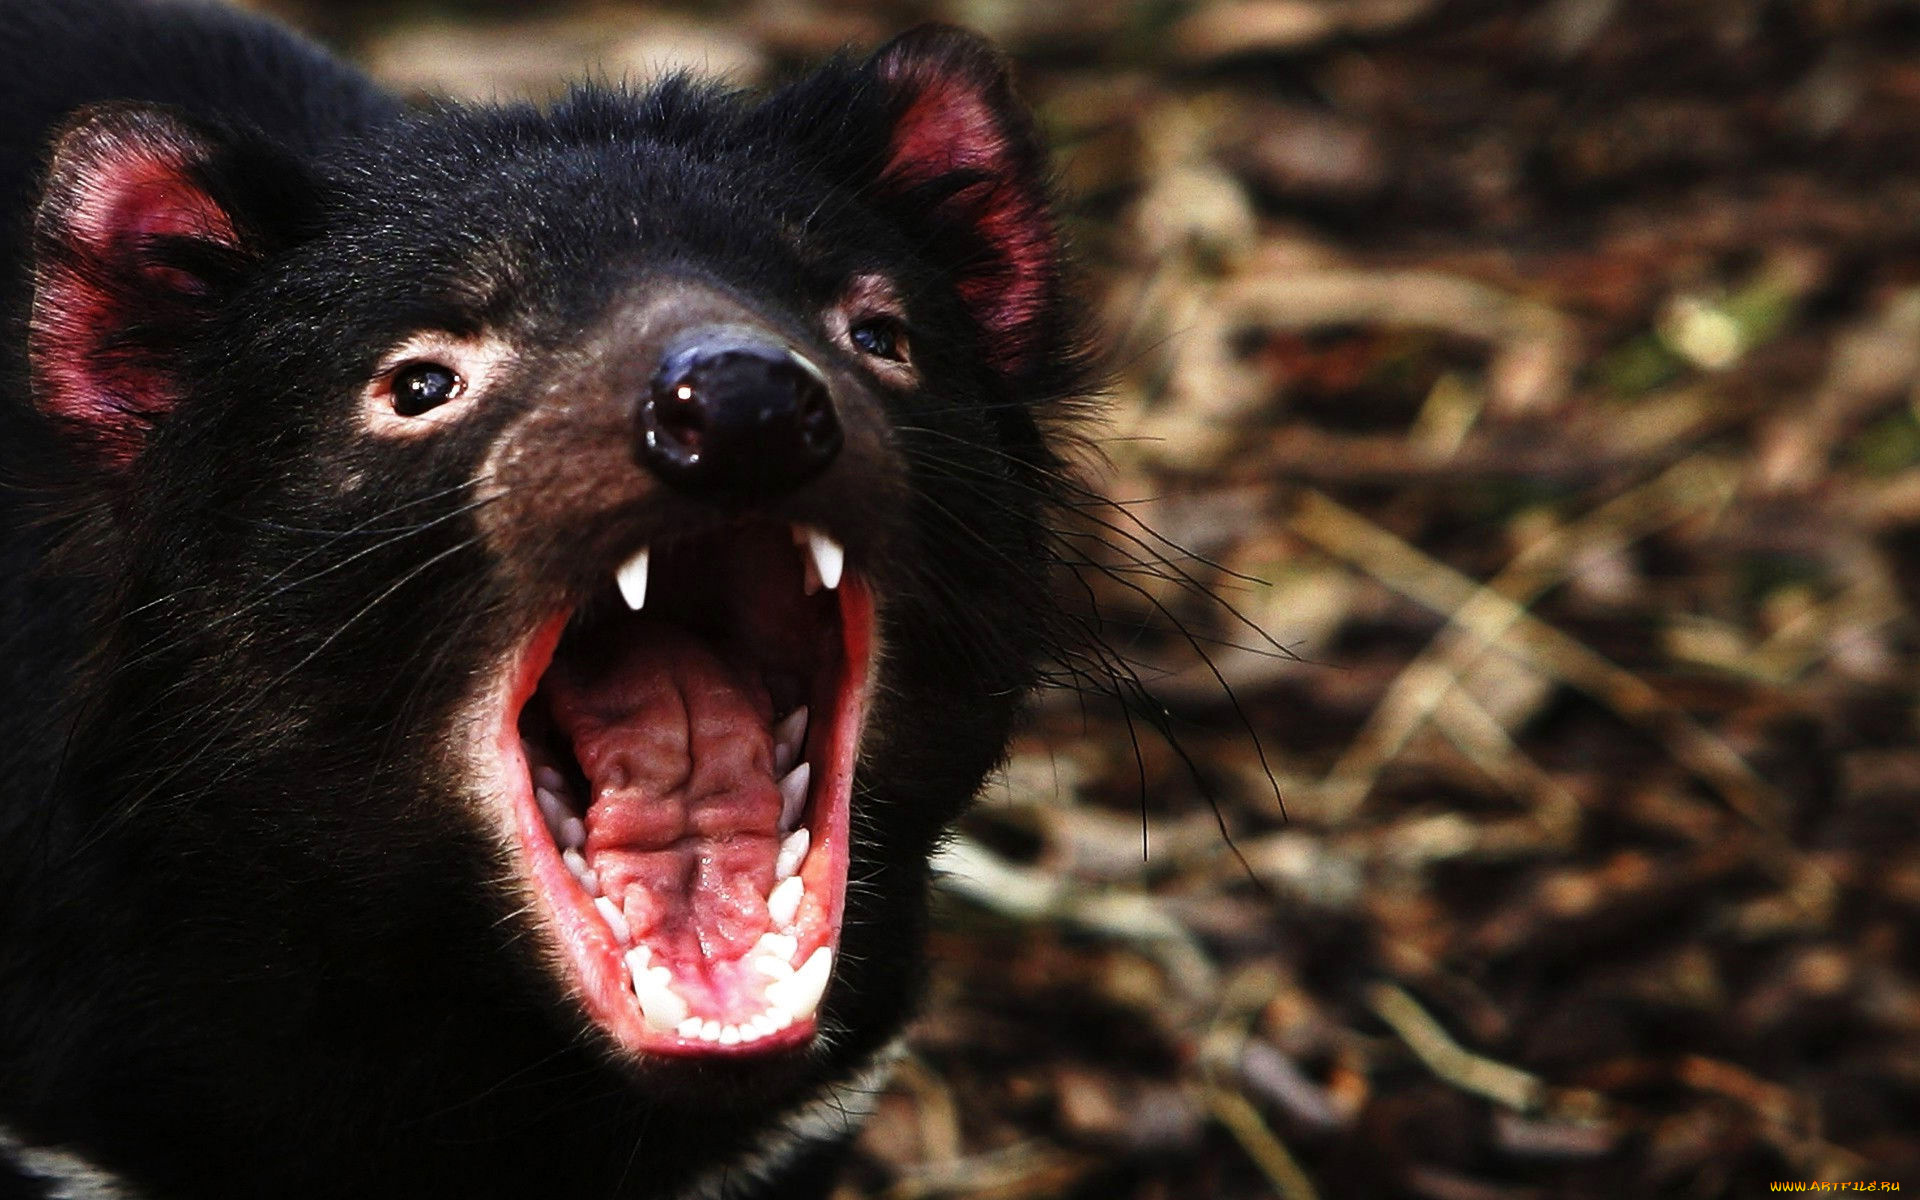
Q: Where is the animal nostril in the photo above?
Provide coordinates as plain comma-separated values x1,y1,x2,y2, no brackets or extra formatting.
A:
648,379,708,459
795,377,837,444
797,382,829,424
636,328,842,501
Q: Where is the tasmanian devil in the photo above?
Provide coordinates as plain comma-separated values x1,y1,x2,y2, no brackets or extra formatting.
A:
0,1,1091,1196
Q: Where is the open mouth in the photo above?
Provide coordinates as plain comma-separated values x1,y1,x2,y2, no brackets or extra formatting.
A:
494,521,872,1058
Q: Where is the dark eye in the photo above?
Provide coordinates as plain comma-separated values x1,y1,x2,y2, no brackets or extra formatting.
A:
391,362,464,416
848,318,908,363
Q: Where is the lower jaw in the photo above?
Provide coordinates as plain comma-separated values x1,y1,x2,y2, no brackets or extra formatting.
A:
491,576,875,1062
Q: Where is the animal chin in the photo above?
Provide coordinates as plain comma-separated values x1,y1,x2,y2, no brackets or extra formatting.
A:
489,519,872,1059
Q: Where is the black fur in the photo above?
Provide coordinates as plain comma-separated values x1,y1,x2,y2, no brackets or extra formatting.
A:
0,3,1090,1197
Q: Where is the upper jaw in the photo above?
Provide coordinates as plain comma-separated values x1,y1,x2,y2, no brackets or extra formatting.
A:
481,516,876,1062
611,522,847,613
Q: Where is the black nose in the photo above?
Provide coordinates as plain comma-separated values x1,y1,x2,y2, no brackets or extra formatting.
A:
636,327,841,501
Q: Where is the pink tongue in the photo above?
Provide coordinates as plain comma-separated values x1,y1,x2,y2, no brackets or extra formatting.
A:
543,624,780,971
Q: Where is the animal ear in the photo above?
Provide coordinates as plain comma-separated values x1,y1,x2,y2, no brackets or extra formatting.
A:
29,104,303,468
868,25,1060,378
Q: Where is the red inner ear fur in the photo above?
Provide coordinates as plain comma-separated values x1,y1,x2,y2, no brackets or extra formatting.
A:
878,47,1055,376
79,158,237,290
31,125,239,468
887,76,1001,182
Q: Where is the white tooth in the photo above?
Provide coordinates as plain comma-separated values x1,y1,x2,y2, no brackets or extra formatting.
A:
616,546,650,611
752,954,794,980
677,1017,704,1038
646,965,671,986
775,828,810,880
756,1000,796,1029
700,1020,722,1042
623,946,651,976
736,1022,764,1042
772,706,808,774
536,788,571,836
777,762,810,832
562,849,598,895
595,896,630,944
632,970,689,1032
804,528,843,591
767,875,804,927
534,766,567,793
749,1012,779,1037
718,1024,742,1046
755,932,798,962
765,947,832,1021
638,1002,682,1034
557,815,586,852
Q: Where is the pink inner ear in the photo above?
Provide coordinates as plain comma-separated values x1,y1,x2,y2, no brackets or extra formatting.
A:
32,145,238,467
882,70,1054,375
72,153,236,289
889,77,1003,183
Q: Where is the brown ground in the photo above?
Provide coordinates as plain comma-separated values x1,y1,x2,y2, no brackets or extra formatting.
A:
257,1,1920,1195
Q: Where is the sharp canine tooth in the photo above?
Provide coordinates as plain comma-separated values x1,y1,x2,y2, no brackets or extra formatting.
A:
616,546,650,611
776,828,810,880
534,766,567,792
557,815,586,852
624,945,651,973
777,763,810,832
595,896,630,943
767,875,804,926
804,528,844,591
772,706,808,774
766,947,832,1020
631,968,689,1031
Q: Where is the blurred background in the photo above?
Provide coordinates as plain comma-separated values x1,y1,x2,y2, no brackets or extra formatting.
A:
246,1,1920,1195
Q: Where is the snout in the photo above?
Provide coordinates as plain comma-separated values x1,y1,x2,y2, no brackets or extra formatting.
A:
474,284,905,600
636,325,842,502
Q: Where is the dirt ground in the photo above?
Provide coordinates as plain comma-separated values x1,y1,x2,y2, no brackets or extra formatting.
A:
256,1,1920,1195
